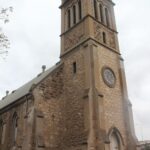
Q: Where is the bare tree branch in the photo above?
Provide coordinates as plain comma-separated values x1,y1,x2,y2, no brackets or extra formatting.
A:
0,7,12,59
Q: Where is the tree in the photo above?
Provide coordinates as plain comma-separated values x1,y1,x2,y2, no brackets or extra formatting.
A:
0,7,13,59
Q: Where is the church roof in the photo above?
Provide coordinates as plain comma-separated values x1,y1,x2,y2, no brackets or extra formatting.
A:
0,63,62,110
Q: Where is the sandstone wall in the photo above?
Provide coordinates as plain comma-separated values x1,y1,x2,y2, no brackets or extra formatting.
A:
93,44,128,149
33,53,87,150
0,95,34,150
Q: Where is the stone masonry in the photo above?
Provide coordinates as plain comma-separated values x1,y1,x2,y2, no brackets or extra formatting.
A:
0,0,138,150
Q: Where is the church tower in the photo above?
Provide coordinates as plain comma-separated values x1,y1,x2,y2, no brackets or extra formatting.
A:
60,0,137,150
0,0,138,150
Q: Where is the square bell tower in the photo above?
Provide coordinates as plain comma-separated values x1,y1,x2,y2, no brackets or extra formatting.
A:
60,0,119,57
59,0,138,150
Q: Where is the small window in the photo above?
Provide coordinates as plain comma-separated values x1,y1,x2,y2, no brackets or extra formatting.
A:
102,32,106,44
94,0,98,19
78,0,82,20
67,9,71,28
73,62,77,74
13,113,18,144
73,5,76,24
105,8,110,27
99,4,104,23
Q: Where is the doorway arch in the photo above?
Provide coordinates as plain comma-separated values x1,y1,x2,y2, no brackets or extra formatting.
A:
108,127,124,150
110,132,120,150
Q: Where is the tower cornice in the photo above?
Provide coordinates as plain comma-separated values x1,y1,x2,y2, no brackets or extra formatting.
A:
59,0,115,9
60,37,121,59
59,0,71,9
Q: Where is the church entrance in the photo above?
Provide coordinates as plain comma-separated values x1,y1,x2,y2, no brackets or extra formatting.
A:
110,133,120,150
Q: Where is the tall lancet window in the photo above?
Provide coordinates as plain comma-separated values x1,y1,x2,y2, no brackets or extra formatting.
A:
13,113,18,144
73,5,76,24
99,4,104,23
78,0,82,20
0,121,6,145
0,120,3,144
67,9,71,28
105,7,110,27
94,0,98,19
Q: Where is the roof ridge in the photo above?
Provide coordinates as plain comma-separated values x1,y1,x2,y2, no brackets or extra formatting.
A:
0,62,62,110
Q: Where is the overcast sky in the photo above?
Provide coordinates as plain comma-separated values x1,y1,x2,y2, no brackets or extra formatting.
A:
0,0,150,141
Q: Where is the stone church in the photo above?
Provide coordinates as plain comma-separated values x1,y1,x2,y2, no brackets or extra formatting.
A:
0,0,138,150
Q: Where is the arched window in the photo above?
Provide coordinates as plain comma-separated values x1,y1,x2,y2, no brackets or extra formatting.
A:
13,113,18,144
99,4,104,23
102,32,106,44
94,0,98,19
105,7,110,27
0,120,3,144
73,5,76,24
67,9,71,29
0,120,5,145
78,0,82,20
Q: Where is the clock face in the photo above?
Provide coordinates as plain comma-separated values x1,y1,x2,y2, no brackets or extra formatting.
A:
102,67,116,88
